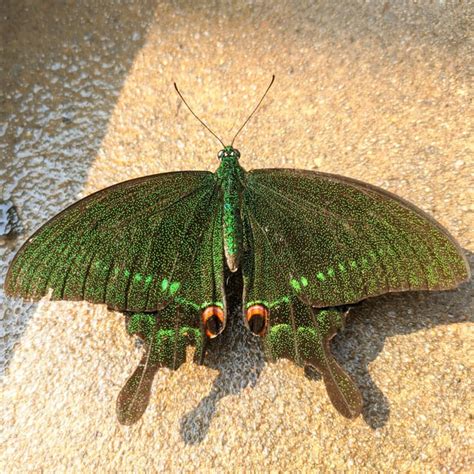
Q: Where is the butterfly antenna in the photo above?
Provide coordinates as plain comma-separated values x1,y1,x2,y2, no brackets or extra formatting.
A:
174,82,225,148
231,75,275,147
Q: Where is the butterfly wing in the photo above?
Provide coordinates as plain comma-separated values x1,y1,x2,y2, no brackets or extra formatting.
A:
6,170,226,425
5,171,224,314
242,168,469,417
243,168,469,308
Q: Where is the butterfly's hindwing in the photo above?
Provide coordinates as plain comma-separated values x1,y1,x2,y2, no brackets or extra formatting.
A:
114,196,225,425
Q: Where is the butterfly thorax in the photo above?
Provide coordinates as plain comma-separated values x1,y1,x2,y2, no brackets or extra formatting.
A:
215,146,246,272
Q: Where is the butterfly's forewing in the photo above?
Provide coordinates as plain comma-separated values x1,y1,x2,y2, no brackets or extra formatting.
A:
244,169,469,309
5,171,224,314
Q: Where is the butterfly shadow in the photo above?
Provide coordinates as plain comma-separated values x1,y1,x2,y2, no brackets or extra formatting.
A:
179,304,266,445
180,251,472,440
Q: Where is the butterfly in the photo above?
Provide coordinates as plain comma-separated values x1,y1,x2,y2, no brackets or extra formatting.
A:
5,76,470,425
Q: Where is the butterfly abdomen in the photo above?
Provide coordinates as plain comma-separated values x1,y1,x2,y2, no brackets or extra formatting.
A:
216,154,246,272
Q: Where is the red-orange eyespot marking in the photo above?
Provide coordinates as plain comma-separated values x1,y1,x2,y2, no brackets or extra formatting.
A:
202,306,225,338
246,304,269,336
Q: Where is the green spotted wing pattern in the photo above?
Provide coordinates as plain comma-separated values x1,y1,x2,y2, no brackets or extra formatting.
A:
242,168,470,418
5,171,224,314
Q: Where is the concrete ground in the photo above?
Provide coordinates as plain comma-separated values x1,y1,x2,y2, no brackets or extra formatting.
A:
1,1,472,472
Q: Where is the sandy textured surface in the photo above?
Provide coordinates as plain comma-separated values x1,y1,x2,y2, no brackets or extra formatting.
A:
1,1,473,472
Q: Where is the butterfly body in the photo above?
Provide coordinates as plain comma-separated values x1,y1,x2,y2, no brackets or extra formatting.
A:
215,145,246,272
5,144,470,425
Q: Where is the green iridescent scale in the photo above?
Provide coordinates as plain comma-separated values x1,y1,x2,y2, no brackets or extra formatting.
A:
5,145,469,425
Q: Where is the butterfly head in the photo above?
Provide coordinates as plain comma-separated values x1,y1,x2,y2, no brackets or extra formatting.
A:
217,146,240,160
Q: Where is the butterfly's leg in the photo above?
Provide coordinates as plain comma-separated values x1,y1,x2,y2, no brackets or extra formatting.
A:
297,307,363,419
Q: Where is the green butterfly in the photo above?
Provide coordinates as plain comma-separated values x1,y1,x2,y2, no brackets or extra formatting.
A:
5,77,470,425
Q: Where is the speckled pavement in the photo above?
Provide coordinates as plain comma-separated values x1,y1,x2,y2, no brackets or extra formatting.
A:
1,1,473,472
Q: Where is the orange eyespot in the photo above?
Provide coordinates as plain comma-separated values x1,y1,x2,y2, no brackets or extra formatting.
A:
202,306,225,338
246,304,269,336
